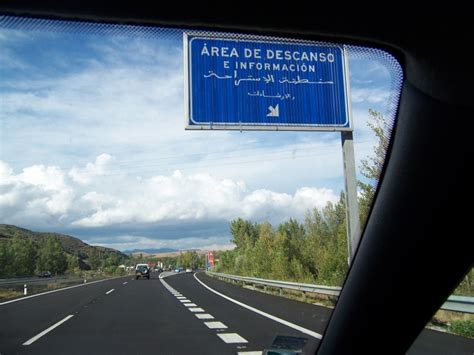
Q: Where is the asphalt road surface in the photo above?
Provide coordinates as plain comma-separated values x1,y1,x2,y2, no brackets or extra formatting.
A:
0,271,472,354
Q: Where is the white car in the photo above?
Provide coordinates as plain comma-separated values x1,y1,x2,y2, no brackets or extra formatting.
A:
135,264,151,279
185,268,193,273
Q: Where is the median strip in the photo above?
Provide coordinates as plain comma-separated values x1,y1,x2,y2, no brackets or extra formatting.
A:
23,315,74,345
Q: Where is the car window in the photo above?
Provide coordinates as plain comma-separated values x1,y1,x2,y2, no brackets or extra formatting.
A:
1,15,470,355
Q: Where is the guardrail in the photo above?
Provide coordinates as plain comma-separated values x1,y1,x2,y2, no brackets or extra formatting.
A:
207,271,474,314
442,295,474,313
0,276,75,286
207,271,341,297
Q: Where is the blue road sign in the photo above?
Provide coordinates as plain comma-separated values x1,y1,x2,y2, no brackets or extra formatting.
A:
185,34,352,131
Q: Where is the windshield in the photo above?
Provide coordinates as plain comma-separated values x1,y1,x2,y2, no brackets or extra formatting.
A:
1,15,470,355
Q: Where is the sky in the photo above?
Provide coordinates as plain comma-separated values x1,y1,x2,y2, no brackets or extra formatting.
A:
0,21,401,252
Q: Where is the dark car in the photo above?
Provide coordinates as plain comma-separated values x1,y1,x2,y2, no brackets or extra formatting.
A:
38,271,52,278
135,264,150,279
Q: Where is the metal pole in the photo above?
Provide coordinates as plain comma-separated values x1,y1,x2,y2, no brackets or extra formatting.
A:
341,131,361,264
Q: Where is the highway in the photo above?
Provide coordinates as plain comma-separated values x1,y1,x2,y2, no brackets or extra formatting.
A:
0,271,472,354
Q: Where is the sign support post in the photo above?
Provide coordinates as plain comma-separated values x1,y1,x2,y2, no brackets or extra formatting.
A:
341,131,361,264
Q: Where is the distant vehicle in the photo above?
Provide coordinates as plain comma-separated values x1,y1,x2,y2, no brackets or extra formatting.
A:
185,268,193,273
174,267,184,273
135,264,150,279
38,271,52,278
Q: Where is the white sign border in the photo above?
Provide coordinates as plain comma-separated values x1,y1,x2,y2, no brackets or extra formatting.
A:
184,32,353,132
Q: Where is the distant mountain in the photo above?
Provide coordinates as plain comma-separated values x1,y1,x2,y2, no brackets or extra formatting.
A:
0,224,128,268
123,248,179,254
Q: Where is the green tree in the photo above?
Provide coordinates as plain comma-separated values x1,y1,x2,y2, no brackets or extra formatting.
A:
230,218,259,250
104,253,120,268
217,249,237,273
36,236,67,274
359,109,391,225
0,241,13,277
66,254,80,271
88,250,101,270
250,221,275,278
8,234,37,277
177,251,201,269
304,194,348,285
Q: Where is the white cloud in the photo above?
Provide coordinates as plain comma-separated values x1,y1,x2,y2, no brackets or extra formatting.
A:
0,163,74,220
0,157,338,232
18,165,67,191
0,33,393,250
0,36,385,198
351,87,390,104
86,234,235,252
69,154,115,184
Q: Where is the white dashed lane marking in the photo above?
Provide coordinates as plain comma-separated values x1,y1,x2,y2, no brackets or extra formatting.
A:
160,276,251,348
123,282,127,285
105,289,115,295
217,333,248,343
23,315,74,345
204,321,227,329
195,313,214,320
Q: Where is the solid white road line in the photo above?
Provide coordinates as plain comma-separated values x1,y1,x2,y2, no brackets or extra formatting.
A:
217,333,248,343
204,321,227,329
106,289,115,295
195,313,214,319
0,277,126,306
238,352,263,355
184,303,198,307
194,272,322,340
23,315,74,345
188,307,205,312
